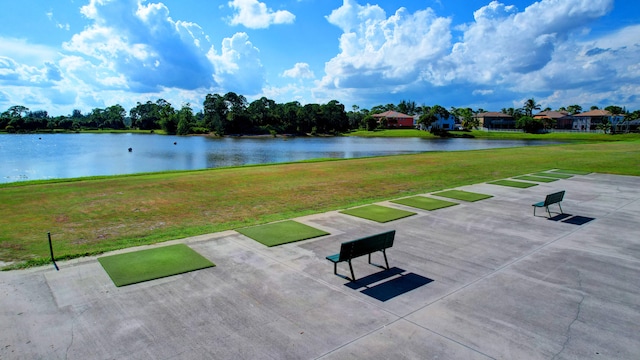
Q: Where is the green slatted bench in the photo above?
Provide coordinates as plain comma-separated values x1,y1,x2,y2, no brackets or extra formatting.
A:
532,190,565,217
326,230,395,281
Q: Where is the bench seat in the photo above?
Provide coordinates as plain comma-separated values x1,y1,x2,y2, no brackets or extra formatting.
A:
533,190,565,217
326,230,395,281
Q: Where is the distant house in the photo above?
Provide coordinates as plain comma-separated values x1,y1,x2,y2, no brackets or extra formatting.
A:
573,109,616,130
474,112,515,129
372,111,415,128
431,114,456,130
534,111,574,129
416,114,456,131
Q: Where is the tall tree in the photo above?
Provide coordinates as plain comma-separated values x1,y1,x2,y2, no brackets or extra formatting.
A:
203,93,228,135
176,104,194,135
566,104,582,115
523,98,541,117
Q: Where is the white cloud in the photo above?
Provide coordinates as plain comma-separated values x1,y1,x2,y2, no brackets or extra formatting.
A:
227,0,295,29
316,0,640,110
320,0,451,91
442,0,614,84
64,0,219,92
1,1,270,114
282,63,314,79
208,32,265,95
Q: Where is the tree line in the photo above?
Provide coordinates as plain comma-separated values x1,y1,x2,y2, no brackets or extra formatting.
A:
0,93,352,136
504,98,640,133
1,94,638,135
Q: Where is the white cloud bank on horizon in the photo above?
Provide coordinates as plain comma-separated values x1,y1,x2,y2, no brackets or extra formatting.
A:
0,0,639,116
315,0,639,109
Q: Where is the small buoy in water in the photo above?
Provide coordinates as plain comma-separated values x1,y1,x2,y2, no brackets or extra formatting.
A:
128,147,132,152
174,142,177,145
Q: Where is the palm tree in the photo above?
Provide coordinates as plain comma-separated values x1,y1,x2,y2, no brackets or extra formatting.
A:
523,98,541,117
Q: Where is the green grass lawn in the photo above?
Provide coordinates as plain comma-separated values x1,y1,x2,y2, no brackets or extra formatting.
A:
340,204,416,223
98,244,214,287
236,220,329,247
513,175,559,183
2,138,639,268
488,180,538,188
532,172,573,179
432,190,493,202
391,196,458,211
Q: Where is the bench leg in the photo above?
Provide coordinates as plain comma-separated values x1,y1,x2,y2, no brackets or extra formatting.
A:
546,206,551,218
333,262,337,275
348,260,355,281
368,251,390,269
382,249,389,269
558,202,563,214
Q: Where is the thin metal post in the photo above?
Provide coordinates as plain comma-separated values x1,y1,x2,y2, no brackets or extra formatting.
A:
48,232,59,271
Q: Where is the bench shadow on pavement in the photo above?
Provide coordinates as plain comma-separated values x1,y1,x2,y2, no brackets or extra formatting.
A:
548,213,596,225
344,267,434,302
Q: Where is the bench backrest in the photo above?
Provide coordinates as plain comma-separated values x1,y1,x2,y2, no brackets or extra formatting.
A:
544,191,565,206
338,230,395,262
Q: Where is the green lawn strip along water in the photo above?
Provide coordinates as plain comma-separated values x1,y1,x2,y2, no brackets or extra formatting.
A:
97,244,214,287
432,190,493,202
391,196,458,211
340,204,416,223
2,139,639,268
236,220,329,247
532,172,573,179
488,180,538,188
514,175,559,183
551,169,592,175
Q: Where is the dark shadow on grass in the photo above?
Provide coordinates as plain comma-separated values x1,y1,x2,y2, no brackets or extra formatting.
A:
344,267,434,302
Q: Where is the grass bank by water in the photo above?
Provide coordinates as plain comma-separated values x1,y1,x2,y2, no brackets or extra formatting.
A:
347,128,637,141
1,138,639,269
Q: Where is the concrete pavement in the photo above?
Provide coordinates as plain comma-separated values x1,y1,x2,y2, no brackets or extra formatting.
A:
1,171,639,359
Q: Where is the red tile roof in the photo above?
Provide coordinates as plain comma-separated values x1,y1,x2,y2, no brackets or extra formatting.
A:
372,110,413,118
475,112,513,118
574,109,611,117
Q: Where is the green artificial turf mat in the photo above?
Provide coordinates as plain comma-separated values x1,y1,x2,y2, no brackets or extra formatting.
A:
98,244,215,287
551,169,591,175
488,180,538,188
514,175,558,183
340,204,416,223
532,172,573,179
391,196,458,211
432,190,493,202
236,220,329,247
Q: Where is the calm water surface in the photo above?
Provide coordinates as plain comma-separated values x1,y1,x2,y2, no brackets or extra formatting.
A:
1,133,562,183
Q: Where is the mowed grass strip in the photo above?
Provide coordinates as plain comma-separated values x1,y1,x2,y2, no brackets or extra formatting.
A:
340,204,416,223
514,175,559,183
391,196,458,211
551,169,591,175
432,190,492,202
236,220,329,247
488,180,538,188
98,244,214,287
532,172,573,179
1,139,639,267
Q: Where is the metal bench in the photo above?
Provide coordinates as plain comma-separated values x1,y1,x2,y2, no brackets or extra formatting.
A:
326,230,395,281
532,190,565,217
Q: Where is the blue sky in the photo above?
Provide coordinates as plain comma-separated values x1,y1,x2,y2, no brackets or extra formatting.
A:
1,0,639,116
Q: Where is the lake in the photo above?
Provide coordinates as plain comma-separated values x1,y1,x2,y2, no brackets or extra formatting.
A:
0,133,562,183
